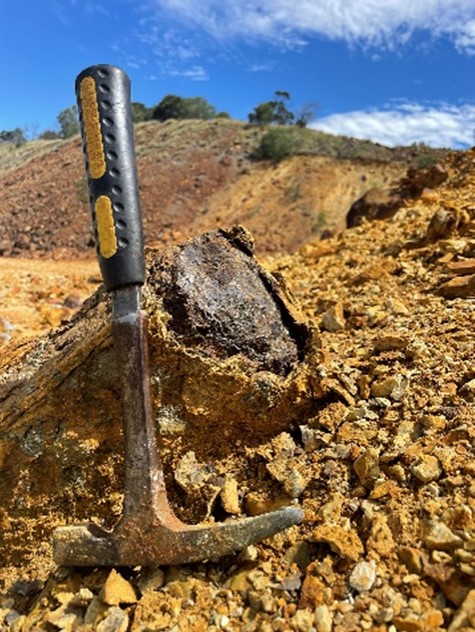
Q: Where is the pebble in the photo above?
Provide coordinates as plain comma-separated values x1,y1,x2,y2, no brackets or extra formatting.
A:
311,524,363,561
11,578,43,596
424,521,464,551
448,589,475,631
300,425,318,451
291,608,314,631
137,568,165,595
69,588,94,608
406,338,429,360
411,454,442,482
386,298,409,315
314,604,333,632
299,574,325,609
439,273,475,298
426,208,458,240
2,609,21,626
238,544,260,562
321,302,345,332
421,414,447,433
346,402,378,421
0,317,14,344
0,317,14,333
47,604,82,632
63,294,82,308
373,333,409,352
96,606,129,632
371,374,407,401
100,569,137,606
174,450,210,491
221,476,240,514
0,239,13,255
459,378,475,402
266,459,307,497
349,560,377,592
84,596,108,625
399,546,424,573
353,447,380,487
227,568,252,593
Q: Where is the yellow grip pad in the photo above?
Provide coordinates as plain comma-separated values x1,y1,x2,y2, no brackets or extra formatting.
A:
95,196,117,258
80,76,106,179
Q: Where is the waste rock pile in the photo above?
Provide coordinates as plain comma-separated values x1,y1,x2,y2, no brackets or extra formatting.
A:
0,150,474,631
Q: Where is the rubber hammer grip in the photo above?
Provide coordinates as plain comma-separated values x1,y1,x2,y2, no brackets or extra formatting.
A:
76,65,145,291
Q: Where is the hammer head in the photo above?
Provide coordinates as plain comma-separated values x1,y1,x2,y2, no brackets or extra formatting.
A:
53,506,303,566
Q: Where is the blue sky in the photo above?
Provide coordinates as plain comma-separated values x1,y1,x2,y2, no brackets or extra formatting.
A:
1,0,474,147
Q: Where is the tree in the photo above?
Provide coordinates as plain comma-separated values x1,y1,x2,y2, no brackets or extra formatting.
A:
152,95,217,122
57,105,79,138
0,128,26,146
153,95,186,121
272,91,294,126
248,92,294,126
131,102,152,123
248,101,276,126
182,97,216,120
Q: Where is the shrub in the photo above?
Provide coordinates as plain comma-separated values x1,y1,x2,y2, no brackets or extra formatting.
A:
258,128,304,162
415,153,438,169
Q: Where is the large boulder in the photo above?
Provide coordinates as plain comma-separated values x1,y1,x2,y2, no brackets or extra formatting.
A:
0,227,325,571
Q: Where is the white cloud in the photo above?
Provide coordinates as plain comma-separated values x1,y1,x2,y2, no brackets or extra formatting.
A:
147,0,475,53
312,102,475,148
248,62,276,73
454,20,475,55
168,65,209,80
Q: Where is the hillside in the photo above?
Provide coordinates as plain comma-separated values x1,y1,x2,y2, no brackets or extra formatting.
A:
0,119,445,260
0,134,473,631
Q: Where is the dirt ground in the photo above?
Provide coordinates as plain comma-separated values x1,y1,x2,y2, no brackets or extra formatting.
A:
0,149,474,631
0,258,100,344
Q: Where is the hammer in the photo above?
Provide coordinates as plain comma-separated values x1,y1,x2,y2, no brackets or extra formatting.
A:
52,65,303,566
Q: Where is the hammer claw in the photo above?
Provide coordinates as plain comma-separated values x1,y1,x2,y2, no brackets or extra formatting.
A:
53,506,303,567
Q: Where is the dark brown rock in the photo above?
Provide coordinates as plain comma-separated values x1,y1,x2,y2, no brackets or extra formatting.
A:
400,163,448,198
346,188,402,227
346,164,449,228
149,227,305,376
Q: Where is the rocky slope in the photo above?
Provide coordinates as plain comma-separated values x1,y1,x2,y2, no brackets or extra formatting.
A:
0,119,430,260
0,143,473,631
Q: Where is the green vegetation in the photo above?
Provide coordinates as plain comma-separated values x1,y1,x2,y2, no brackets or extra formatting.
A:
313,211,327,233
258,128,305,162
249,92,316,128
249,91,296,126
152,95,217,122
131,102,153,122
414,153,439,169
0,128,26,146
57,105,80,138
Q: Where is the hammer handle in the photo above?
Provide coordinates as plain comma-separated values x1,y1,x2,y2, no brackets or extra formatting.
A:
76,65,145,291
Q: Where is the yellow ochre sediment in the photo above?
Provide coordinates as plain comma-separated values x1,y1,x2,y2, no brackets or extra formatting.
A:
80,76,106,179
95,196,117,258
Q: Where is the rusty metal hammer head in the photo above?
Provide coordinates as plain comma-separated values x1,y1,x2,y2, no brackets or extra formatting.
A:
52,65,302,567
